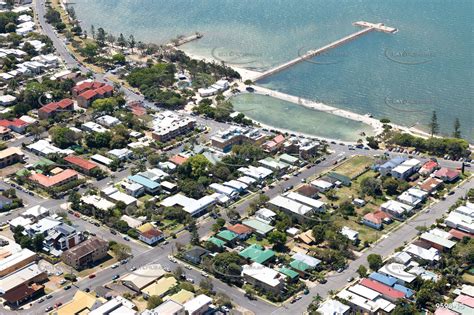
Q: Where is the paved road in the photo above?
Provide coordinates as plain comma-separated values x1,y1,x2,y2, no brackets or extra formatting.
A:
7,1,467,314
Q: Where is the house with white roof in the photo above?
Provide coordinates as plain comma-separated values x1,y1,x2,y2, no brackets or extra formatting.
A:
223,180,248,193
380,199,414,220
209,183,238,199
255,208,277,224
96,115,120,127
101,186,137,207
310,179,334,192
405,244,440,262
183,294,213,315
341,226,359,243
397,191,423,207
108,148,132,160
378,263,417,284
267,195,312,222
284,191,325,212
161,193,215,216
445,205,474,233
317,299,350,315
242,262,286,294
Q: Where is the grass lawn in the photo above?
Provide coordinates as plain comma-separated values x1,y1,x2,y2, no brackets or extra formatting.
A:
333,155,374,179
246,235,271,248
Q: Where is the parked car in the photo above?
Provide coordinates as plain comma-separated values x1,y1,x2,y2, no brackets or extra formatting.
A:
112,274,120,280
88,274,96,279
64,285,71,290
45,306,53,312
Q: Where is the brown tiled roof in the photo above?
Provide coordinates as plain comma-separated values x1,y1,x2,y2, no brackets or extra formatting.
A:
62,237,108,260
2,283,43,304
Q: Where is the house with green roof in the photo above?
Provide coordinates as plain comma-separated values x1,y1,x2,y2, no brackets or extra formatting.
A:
278,267,299,281
290,260,312,277
239,244,275,265
216,230,238,246
242,219,274,236
207,236,226,249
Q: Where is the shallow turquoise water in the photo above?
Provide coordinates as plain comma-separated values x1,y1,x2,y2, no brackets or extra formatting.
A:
230,94,374,141
72,0,473,141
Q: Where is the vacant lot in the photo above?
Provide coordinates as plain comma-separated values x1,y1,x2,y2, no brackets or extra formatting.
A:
333,155,373,179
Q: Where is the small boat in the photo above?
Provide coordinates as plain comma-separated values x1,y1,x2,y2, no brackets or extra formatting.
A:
365,113,373,118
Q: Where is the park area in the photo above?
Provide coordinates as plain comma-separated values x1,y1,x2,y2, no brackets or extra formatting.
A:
332,155,374,179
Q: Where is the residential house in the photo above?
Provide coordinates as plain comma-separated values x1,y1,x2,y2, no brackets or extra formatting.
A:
38,98,74,120
419,160,438,176
0,147,23,170
128,175,160,194
183,247,209,265
64,155,98,175
317,299,350,315
242,218,274,236
183,294,213,315
363,211,391,230
380,200,413,220
267,195,313,223
121,264,165,292
419,177,444,193
73,81,113,108
434,167,460,182
226,224,253,240
378,157,406,176
310,179,334,192
61,237,109,270
143,300,184,315
239,244,275,265
29,169,78,189
242,262,286,294
53,290,104,315
255,208,277,224
137,223,164,245
161,193,216,217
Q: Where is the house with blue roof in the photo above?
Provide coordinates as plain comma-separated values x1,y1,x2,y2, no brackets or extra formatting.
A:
369,272,397,287
393,284,414,299
378,157,406,176
128,175,160,194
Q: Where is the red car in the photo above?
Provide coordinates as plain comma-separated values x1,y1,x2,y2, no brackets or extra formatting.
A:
55,302,62,308
74,212,80,218
89,274,96,279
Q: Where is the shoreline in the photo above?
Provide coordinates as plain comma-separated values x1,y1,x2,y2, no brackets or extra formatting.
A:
182,48,436,143
62,5,464,145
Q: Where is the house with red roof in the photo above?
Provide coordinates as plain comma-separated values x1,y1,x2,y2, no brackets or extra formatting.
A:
73,81,113,108
137,223,164,245
359,278,405,302
63,155,98,175
434,167,460,182
227,224,253,240
419,177,444,193
363,210,391,230
448,228,473,240
29,169,78,189
169,155,188,166
0,119,29,134
419,160,438,176
262,134,286,153
38,98,74,120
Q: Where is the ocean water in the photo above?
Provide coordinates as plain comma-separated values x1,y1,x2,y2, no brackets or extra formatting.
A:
230,93,374,142
72,0,473,141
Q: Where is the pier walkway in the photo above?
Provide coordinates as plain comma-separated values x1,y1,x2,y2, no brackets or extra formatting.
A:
255,21,396,81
